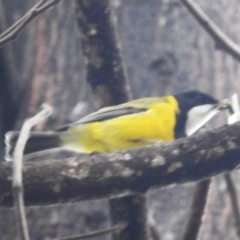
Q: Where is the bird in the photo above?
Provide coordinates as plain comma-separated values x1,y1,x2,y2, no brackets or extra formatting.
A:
5,90,229,159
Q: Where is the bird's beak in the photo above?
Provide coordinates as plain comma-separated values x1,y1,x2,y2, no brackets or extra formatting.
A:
216,99,233,112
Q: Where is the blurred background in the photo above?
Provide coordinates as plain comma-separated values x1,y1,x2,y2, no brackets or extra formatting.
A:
0,0,240,239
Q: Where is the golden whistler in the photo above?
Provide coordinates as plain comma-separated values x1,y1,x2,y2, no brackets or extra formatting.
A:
5,90,229,159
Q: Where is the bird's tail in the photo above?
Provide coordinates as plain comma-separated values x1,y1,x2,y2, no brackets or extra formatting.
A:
5,131,61,160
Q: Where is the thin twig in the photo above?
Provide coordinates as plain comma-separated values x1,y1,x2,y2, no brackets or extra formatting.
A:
0,0,60,47
180,0,240,61
34,0,60,13
56,222,126,240
0,0,45,39
224,173,240,239
12,104,52,240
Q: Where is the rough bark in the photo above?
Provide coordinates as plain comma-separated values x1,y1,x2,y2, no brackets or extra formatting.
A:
74,0,131,109
1,122,240,206
109,194,149,240
181,179,211,240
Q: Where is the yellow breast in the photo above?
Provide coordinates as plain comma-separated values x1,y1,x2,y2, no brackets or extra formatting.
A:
61,96,179,153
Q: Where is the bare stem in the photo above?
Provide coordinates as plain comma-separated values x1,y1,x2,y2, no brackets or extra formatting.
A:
0,0,60,47
180,0,240,61
56,222,126,240
12,104,52,240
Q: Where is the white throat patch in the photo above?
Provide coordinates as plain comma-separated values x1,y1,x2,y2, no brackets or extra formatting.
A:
186,104,219,136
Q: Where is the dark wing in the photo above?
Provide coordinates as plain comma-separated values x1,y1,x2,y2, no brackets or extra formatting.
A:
56,97,165,132
56,106,147,132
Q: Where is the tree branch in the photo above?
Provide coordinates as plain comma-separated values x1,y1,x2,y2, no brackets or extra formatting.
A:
224,173,240,239
74,2,135,239
180,0,240,61
56,222,126,240
109,194,149,240
74,0,131,108
181,179,210,240
0,0,60,47
1,122,240,207
12,104,52,240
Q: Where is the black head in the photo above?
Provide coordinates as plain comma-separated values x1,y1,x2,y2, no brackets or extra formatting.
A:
174,90,218,111
174,90,219,139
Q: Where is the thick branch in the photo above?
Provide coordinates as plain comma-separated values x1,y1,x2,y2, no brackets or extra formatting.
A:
110,194,149,240
1,122,240,206
180,0,240,61
74,2,134,239
224,173,240,238
74,0,131,108
181,179,211,240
